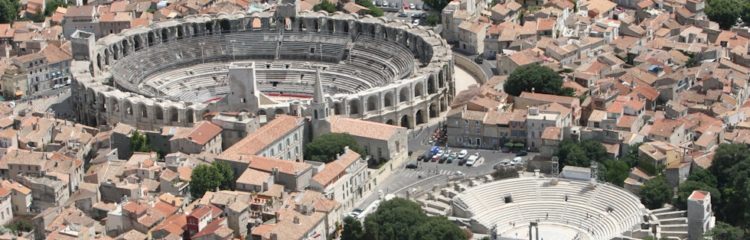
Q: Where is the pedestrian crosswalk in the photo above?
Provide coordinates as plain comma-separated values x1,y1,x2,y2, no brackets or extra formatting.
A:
399,169,457,178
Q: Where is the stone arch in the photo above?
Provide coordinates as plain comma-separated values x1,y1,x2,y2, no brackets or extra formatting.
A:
161,28,169,43
169,107,178,122
96,54,102,70
177,26,184,39
415,110,425,125
185,109,194,123
257,109,268,119
349,99,360,115
274,108,285,115
220,19,231,33
333,102,343,115
428,75,436,94
366,95,378,112
121,40,129,56
385,119,395,125
414,82,424,98
384,92,393,107
400,114,410,128
111,98,120,113
104,49,110,65
148,31,155,46
438,69,445,88
313,19,320,31
134,36,142,50
112,45,120,60
192,23,200,36
440,97,448,113
138,103,148,118
399,88,409,103
155,106,164,120
429,103,438,118
328,20,334,33
206,22,214,35
124,100,133,116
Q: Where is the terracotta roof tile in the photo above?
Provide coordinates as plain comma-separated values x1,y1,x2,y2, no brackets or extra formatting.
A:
329,116,404,141
219,115,302,160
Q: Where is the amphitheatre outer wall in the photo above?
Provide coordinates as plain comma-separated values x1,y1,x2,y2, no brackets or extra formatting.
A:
69,11,455,130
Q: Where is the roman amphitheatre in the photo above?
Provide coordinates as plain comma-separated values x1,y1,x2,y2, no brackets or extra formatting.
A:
69,11,455,130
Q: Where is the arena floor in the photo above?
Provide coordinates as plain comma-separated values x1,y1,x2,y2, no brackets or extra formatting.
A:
500,223,592,240
453,65,479,93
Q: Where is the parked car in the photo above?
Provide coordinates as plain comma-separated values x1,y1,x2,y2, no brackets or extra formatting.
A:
516,151,528,156
466,154,480,166
511,157,523,165
474,55,484,64
458,149,468,159
412,19,420,25
432,151,444,162
398,12,408,17
405,163,418,169
409,3,415,9
415,3,422,10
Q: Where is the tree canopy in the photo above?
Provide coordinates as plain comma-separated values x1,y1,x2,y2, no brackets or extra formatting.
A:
355,0,384,17
555,139,629,186
640,176,673,209
426,12,440,26
344,198,466,240
0,0,19,23
706,221,745,240
503,64,571,96
313,0,336,13
305,133,364,163
705,0,750,29
706,144,750,232
189,162,235,198
45,0,67,16
423,0,450,12
130,131,151,152
342,216,364,240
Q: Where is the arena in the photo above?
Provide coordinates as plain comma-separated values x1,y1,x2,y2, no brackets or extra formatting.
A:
69,11,454,130
451,177,649,240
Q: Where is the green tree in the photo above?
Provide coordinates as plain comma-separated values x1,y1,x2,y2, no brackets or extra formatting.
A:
0,0,19,23
189,164,223,198
305,133,364,163
212,161,235,190
5,219,33,234
409,216,466,240
706,221,745,240
423,0,450,12
355,0,384,17
602,159,629,187
620,143,642,167
503,64,564,96
342,216,364,240
580,140,608,162
705,0,745,29
362,198,466,240
130,131,151,152
426,12,440,26
640,176,673,209
313,0,337,13
44,0,67,16
709,144,750,231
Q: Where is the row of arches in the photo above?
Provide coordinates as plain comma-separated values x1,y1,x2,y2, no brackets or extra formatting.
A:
93,14,441,74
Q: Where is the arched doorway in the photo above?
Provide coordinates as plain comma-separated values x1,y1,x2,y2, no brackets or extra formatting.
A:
400,115,410,128
334,102,343,115
367,95,377,112
399,88,408,103
384,92,393,107
385,119,395,125
349,99,360,115
429,103,437,118
415,110,425,125
414,82,424,98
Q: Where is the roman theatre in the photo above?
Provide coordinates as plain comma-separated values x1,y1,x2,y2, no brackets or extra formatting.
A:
69,11,454,130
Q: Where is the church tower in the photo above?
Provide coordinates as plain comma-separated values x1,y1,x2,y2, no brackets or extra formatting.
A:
310,67,331,137
227,62,261,112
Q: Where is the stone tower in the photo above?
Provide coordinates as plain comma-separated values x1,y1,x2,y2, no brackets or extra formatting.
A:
227,62,261,112
687,190,715,240
309,67,330,137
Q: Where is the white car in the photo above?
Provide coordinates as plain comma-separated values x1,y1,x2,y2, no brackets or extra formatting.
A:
511,157,523,165
466,154,479,166
458,149,468,159
409,3,415,9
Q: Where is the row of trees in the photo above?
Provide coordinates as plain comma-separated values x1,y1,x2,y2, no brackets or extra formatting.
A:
503,64,575,97
189,162,235,198
705,0,750,29
342,198,467,240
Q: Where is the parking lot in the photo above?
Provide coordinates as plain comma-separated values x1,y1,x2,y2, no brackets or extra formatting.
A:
407,147,536,177
374,0,432,26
